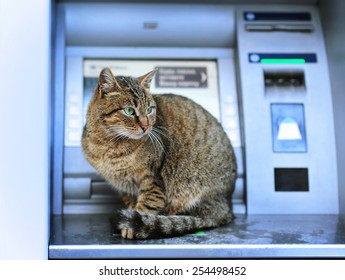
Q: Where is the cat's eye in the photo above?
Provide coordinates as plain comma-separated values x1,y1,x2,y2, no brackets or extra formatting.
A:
146,107,154,114
124,107,135,116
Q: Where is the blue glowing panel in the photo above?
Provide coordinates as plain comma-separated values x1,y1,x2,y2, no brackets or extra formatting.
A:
271,104,307,153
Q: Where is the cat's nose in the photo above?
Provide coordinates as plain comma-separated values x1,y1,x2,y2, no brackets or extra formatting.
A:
139,117,149,132
140,123,149,132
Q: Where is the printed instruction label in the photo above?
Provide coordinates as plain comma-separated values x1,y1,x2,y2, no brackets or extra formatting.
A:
155,67,208,88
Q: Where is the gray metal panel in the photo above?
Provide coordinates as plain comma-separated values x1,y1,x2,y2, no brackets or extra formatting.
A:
52,5,66,215
66,46,234,58
236,5,339,214
64,147,96,176
63,3,235,48
320,0,345,215
64,178,91,199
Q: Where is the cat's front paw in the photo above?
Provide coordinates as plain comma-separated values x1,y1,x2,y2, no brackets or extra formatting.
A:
121,227,136,239
118,209,145,239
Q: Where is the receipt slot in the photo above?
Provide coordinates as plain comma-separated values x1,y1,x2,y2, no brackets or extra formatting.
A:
237,7,339,214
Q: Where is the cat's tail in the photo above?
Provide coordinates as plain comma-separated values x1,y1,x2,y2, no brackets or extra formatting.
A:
117,209,232,239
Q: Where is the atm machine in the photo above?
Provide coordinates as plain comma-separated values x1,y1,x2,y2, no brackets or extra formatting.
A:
49,1,345,258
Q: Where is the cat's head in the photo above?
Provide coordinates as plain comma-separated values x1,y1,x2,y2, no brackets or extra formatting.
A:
87,67,158,140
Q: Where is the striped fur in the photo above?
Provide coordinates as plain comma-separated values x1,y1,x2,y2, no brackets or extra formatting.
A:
118,210,221,239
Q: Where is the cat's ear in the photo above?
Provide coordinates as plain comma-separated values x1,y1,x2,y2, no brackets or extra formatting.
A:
138,69,158,90
98,67,121,97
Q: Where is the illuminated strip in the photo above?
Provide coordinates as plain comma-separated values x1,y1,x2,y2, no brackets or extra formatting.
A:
261,58,306,64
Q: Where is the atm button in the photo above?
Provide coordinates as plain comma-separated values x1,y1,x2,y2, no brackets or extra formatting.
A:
224,95,235,104
68,93,81,103
68,131,81,142
68,119,81,128
223,119,237,130
224,106,237,117
68,106,80,115
227,130,239,142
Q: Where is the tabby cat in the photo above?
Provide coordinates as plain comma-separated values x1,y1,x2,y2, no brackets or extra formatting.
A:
82,67,237,239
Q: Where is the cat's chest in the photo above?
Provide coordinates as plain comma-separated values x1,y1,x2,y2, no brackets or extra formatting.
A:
87,140,156,193
97,146,151,182
101,150,137,177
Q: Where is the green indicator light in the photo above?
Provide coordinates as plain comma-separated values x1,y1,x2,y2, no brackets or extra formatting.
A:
195,231,205,235
261,58,306,64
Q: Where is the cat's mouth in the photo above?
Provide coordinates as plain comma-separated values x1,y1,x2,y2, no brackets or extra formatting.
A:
125,126,152,140
106,125,166,153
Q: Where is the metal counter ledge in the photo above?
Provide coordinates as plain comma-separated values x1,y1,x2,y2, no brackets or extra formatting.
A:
49,214,345,259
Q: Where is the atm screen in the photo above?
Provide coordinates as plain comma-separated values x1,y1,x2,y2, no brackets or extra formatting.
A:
82,59,220,124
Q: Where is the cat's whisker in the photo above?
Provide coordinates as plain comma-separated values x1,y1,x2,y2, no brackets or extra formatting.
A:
148,132,159,155
103,125,133,144
149,130,167,155
148,133,158,155
155,125,169,132
153,126,169,139
105,133,124,145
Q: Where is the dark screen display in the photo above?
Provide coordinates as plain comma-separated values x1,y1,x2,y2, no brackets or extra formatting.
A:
274,168,309,192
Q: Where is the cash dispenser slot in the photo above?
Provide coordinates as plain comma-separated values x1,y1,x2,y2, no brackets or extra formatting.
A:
264,71,305,92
